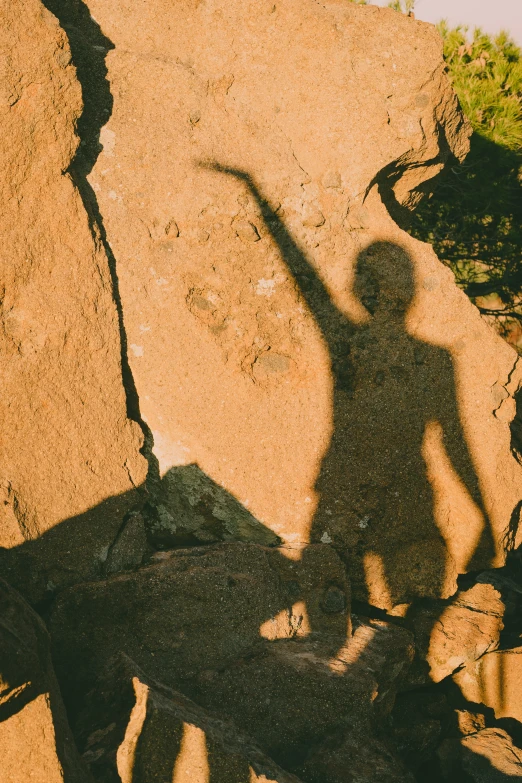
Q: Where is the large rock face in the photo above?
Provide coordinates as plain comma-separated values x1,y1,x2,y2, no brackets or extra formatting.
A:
3,0,522,780
0,0,147,602
73,0,522,609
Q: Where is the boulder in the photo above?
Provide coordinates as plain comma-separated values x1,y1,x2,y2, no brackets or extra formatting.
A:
410,581,506,683
75,653,304,783
298,733,415,783
144,464,282,549
48,543,416,779
66,0,522,610
454,647,522,727
0,0,147,604
438,729,522,782
390,689,450,771
105,511,149,576
48,542,352,716
187,617,414,779
0,579,90,783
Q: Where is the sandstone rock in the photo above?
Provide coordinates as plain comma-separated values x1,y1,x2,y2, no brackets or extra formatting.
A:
187,616,414,778
454,647,522,727
0,579,90,783
411,582,505,683
455,710,487,736
76,653,303,783
461,729,522,781
4,0,522,775
0,0,147,604
438,729,522,782
298,734,415,783
390,689,450,771
71,0,522,611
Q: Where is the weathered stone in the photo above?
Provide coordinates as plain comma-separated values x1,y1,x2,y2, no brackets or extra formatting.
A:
48,543,417,778
186,616,414,777
48,542,351,715
0,579,91,783
3,0,522,775
438,729,522,782
390,690,450,771
455,710,487,736
233,218,261,242
0,0,147,604
144,464,281,549
76,653,304,783
411,582,505,683
461,729,522,781
298,733,415,783
72,0,522,612
454,647,522,726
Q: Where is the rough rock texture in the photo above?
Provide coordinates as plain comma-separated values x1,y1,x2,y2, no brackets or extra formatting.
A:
0,579,91,783
48,543,415,780
48,543,352,713
76,654,304,783
145,464,282,548
192,618,415,781
411,581,506,683
438,729,522,782
454,647,522,727
70,0,522,610
4,0,522,780
0,0,147,604
389,689,449,773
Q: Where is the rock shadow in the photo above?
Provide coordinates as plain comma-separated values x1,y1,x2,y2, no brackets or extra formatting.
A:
0,460,356,783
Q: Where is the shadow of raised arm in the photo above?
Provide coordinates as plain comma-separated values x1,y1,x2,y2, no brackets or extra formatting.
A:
203,162,345,347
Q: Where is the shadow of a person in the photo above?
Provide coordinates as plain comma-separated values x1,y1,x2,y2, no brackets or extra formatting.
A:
207,163,494,612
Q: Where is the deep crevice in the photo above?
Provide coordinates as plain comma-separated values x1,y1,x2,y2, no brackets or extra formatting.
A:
41,0,160,492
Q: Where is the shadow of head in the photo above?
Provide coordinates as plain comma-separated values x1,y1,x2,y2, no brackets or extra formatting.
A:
354,241,415,320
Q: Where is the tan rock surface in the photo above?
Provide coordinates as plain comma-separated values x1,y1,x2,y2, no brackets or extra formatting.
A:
0,0,147,602
412,581,506,683
71,0,522,608
438,729,522,782
4,0,522,778
0,579,90,783
454,647,522,726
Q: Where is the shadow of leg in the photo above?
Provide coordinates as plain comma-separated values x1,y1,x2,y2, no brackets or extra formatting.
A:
208,735,252,783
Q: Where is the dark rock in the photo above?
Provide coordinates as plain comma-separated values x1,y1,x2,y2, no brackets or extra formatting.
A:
76,653,303,783
144,465,281,549
48,543,350,719
0,578,91,783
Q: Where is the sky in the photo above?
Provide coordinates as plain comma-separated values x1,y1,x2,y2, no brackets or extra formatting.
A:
372,0,522,45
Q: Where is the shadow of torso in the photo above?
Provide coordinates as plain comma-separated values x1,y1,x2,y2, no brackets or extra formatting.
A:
313,316,457,607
